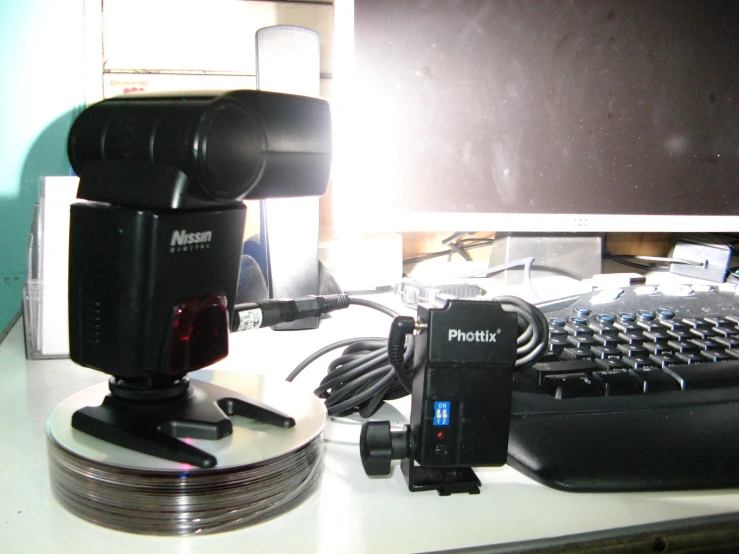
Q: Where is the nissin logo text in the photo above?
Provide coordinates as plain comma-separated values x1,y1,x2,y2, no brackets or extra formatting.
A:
171,229,212,246
170,229,212,252
448,329,500,343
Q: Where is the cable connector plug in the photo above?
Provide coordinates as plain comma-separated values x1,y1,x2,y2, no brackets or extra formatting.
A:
387,316,417,392
231,294,351,332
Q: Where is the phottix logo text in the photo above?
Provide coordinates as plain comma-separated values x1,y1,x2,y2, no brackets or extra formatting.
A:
448,329,500,343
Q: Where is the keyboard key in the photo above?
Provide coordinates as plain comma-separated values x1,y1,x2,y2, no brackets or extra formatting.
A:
549,326,568,337
631,368,680,393
659,319,687,331
713,326,739,338
656,308,675,320
565,322,594,336
643,329,671,343
548,334,569,345
590,320,618,334
667,340,699,354
547,336,569,355
649,354,682,368
567,335,597,348
594,333,622,347
714,336,739,349
615,320,641,333
568,316,589,325
594,313,616,325
667,329,693,341
637,310,656,321
700,350,733,363
525,359,599,386
591,345,622,359
683,317,710,329
690,338,723,351
675,352,705,364
638,320,666,332
705,316,734,328
618,331,646,345
593,369,641,395
617,343,648,357
663,361,739,390
623,355,656,369
542,373,603,399
643,342,673,356
617,312,637,324
562,347,596,360
594,359,629,371
689,327,718,340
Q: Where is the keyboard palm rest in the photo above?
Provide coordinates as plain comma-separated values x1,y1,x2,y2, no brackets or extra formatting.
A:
509,284,739,492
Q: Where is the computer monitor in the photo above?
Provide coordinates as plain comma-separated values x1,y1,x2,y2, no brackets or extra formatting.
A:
331,0,739,280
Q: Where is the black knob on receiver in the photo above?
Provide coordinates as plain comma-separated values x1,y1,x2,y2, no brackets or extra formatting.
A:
359,421,412,476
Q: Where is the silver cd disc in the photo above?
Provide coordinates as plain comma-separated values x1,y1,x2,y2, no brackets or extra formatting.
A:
46,371,326,535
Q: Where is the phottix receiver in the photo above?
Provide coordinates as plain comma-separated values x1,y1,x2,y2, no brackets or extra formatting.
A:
359,299,522,495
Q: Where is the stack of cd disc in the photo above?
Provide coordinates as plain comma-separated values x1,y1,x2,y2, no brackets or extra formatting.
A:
46,371,326,535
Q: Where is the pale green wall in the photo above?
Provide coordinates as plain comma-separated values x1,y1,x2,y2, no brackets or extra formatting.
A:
0,0,86,336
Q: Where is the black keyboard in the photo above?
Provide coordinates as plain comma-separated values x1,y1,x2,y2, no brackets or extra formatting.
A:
508,283,739,492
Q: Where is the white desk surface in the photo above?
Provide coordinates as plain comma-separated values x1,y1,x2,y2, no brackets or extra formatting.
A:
2,287,739,553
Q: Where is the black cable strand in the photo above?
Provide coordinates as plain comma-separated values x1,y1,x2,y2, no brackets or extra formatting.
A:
316,337,414,417
314,348,389,396
285,337,381,382
602,249,705,272
357,381,393,418
327,372,397,417
403,239,495,265
322,366,392,409
286,298,415,417
442,232,473,245
447,243,473,262
493,295,549,368
346,296,400,317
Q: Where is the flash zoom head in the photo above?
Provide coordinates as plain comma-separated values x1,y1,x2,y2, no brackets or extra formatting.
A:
68,89,332,209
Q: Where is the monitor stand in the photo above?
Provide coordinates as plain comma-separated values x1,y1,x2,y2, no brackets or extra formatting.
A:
488,232,603,285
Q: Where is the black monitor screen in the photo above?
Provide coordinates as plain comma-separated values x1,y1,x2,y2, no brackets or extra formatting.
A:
347,0,739,231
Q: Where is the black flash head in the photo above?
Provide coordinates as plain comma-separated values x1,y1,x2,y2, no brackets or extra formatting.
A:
67,89,332,382
67,89,332,209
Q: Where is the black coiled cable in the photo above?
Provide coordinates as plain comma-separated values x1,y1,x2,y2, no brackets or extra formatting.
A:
494,296,550,368
285,298,414,418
